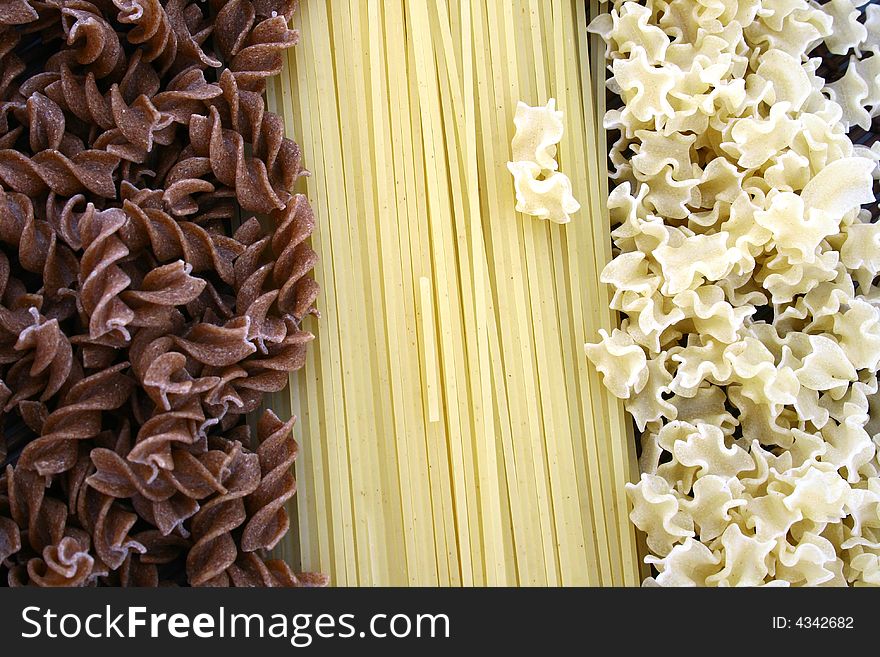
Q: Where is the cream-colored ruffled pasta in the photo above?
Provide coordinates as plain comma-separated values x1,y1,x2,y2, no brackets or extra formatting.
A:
588,0,880,586
507,160,582,224
820,0,880,131
507,99,580,224
511,99,564,170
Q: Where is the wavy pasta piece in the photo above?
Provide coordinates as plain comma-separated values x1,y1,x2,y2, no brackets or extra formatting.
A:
646,538,722,587
627,474,695,556
507,161,580,224
821,0,866,55
613,46,678,123
510,99,563,170
585,327,648,399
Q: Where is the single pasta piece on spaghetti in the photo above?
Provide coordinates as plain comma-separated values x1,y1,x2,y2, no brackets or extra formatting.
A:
507,161,581,224
507,99,580,224
510,99,563,170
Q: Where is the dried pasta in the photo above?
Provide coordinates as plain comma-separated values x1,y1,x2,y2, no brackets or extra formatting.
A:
274,0,640,586
589,0,880,586
507,99,581,224
0,0,324,588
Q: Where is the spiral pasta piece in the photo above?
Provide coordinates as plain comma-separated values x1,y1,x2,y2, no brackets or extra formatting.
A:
188,216,314,419
41,66,170,162
110,425,234,538
163,0,220,72
25,534,98,587
128,318,247,429
134,528,188,566
235,322,312,412
271,194,319,320
89,443,230,504
4,464,67,552
229,14,298,93
0,28,23,112
213,0,256,60
186,219,313,420
212,69,303,193
0,191,29,251
76,483,146,570
112,0,177,75
57,1,126,80
105,85,168,154
120,260,206,330
0,148,119,197
24,212,80,305
129,327,216,411
173,316,258,369
27,92,68,153
78,205,135,343
232,219,284,353
132,489,198,537
241,410,296,552
185,441,260,586
117,49,160,102
17,362,134,476
190,106,288,214
151,66,221,125
227,552,328,587
113,0,220,75
211,0,299,63
4,307,73,410
0,469,21,564
120,199,243,284
0,514,19,564
127,396,208,475
110,553,159,587
43,65,114,131
0,191,79,310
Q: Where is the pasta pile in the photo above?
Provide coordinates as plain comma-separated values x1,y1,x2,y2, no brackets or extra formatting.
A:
588,0,880,585
0,0,324,587
271,0,641,586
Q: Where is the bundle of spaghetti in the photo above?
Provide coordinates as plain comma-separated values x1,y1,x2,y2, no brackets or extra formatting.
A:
270,0,640,585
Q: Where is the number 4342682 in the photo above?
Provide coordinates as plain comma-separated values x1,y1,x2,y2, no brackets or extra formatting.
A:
773,617,854,629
